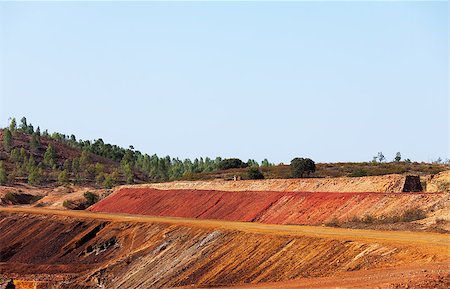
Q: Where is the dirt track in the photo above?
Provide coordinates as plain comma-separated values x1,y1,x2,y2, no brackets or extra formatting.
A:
2,207,449,250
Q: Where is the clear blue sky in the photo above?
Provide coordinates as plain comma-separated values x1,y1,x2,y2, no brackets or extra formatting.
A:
0,1,448,163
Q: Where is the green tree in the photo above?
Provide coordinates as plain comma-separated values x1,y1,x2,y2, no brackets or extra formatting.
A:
103,174,114,189
58,170,69,185
80,150,90,168
43,145,56,167
28,167,42,185
71,158,80,173
19,117,28,132
247,159,259,168
261,158,271,167
394,152,401,162
218,158,248,170
290,157,316,178
3,128,12,152
247,167,264,179
0,161,7,185
9,118,17,132
9,148,20,163
30,134,40,152
63,159,71,171
377,152,385,163
122,163,133,184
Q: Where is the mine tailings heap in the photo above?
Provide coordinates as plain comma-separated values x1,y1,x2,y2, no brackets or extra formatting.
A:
89,174,447,225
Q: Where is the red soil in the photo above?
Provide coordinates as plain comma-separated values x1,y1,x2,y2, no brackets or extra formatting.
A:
89,188,448,225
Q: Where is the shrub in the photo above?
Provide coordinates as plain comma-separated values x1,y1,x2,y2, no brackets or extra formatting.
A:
401,208,426,222
3,192,17,204
218,158,248,170
325,218,340,227
63,200,73,209
349,169,367,177
290,158,316,178
361,215,375,224
83,191,99,207
247,167,264,180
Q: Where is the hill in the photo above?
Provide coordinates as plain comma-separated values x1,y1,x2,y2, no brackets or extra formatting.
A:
0,117,448,190
0,128,147,187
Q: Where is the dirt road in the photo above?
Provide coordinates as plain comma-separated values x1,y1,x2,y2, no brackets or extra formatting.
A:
1,207,449,251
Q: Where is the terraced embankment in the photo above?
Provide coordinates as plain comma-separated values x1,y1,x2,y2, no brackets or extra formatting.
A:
89,188,449,225
130,174,424,192
0,208,449,289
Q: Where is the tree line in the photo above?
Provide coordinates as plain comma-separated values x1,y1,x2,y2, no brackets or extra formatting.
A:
1,117,277,187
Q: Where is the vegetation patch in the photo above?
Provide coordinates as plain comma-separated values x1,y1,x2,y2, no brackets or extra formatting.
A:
326,208,428,227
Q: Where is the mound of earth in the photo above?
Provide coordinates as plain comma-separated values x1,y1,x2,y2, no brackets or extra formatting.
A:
0,209,448,289
0,184,109,209
89,188,449,226
424,171,450,192
133,174,424,193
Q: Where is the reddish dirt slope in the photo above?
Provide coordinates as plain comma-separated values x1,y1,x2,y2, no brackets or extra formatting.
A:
89,188,449,225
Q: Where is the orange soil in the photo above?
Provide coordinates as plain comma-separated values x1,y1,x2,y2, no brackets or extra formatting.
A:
1,208,448,288
128,174,413,193
89,187,449,225
183,263,449,289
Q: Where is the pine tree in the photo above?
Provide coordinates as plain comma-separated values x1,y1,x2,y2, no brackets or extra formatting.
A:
43,145,56,167
19,117,28,132
28,167,42,185
30,134,40,152
9,118,17,132
3,128,12,152
58,170,69,185
0,161,7,185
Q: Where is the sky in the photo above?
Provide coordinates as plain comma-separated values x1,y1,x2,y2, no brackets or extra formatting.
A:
0,1,448,164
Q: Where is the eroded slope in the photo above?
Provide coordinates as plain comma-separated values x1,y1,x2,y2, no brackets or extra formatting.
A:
1,209,448,289
89,188,449,225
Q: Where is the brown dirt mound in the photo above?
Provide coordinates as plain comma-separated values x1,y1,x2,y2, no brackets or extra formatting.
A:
425,171,450,192
0,209,448,289
133,174,424,193
89,188,449,225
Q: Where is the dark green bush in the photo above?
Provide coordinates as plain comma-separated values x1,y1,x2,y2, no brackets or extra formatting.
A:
83,191,99,207
290,158,316,178
349,169,368,177
218,158,248,170
247,167,264,180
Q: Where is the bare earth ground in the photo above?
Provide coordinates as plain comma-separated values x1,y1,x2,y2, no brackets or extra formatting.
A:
1,207,449,288
1,207,449,249
183,263,450,289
